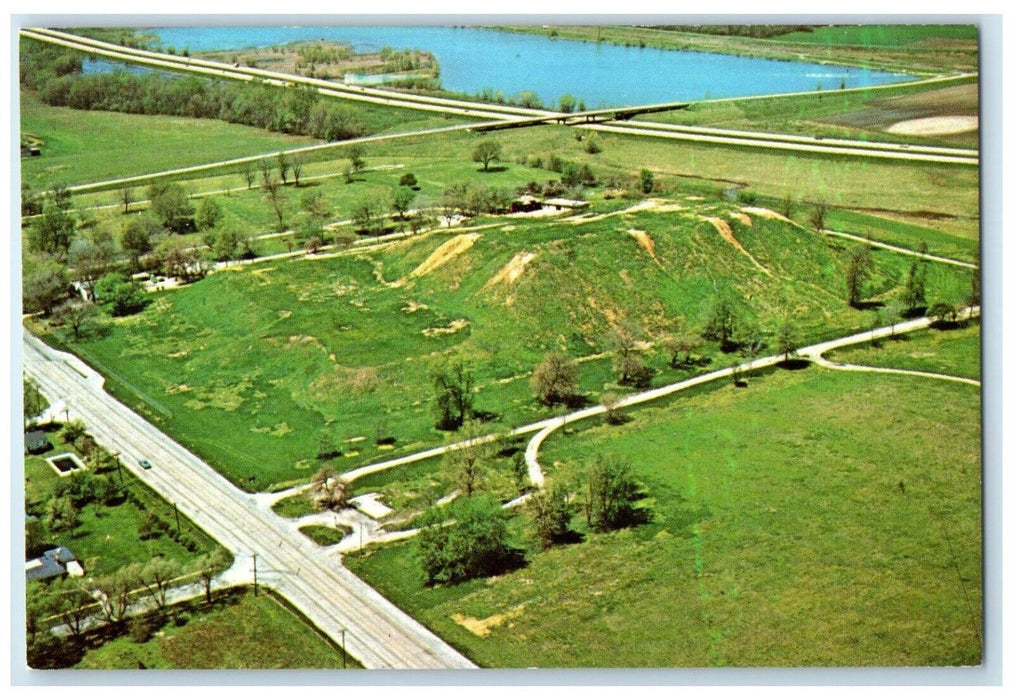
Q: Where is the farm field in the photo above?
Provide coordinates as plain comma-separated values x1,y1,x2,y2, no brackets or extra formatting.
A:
39,197,974,491
346,366,981,668
72,588,357,669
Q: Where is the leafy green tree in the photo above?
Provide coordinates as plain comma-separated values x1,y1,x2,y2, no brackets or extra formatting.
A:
702,297,739,351
121,215,160,271
928,301,959,324
416,496,520,585
276,151,290,185
810,200,829,231
22,183,43,216
443,420,494,497
52,299,99,340
664,332,703,368
391,186,416,221
901,244,928,313
347,145,366,174
45,496,79,534
119,186,134,214
846,244,873,307
25,516,47,558
431,358,474,430
776,319,800,360
352,199,385,235
23,256,70,315
46,578,94,646
147,182,194,233
399,172,418,188
196,197,223,231
196,550,231,604
138,558,182,612
558,93,577,113
605,321,650,387
531,352,579,406
527,485,576,550
472,139,502,171
95,563,142,624
29,204,76,258
23,377,48,427
68,231,116,300
95,272,147,316
584,455,645,532
290,153,304,187
639,168,655,194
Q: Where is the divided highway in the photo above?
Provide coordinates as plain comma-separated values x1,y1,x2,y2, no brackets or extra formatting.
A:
22,27,979,166
22,330,477,670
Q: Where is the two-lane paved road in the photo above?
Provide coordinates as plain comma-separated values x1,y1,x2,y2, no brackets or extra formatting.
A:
22,330,476,670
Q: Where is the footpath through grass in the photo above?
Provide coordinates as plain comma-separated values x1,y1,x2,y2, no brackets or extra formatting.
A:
346,366,981,668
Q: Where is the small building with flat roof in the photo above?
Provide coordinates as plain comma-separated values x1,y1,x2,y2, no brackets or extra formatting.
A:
25,430,51,455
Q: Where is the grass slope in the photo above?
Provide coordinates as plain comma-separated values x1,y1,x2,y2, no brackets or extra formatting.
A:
346,367,981,668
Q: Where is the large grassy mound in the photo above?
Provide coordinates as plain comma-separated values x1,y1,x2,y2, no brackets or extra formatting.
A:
53,199,973,489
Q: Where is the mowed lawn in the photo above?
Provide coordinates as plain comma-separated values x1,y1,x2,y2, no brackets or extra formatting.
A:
346,367,981,668
74,589,355,669
829,321,981,380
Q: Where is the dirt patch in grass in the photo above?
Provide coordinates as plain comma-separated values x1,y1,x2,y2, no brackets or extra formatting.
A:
740,206,795,225
482,251,537,291
452,605,525,637
409,233,480,278
703,216,772,277
729,212,752,227
627,229,659,262
422,319,469,337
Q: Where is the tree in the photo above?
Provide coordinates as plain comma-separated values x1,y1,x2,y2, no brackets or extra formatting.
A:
276,151,290,185
23,256,70,315
443,421,493,498
399,172,418,189
605,321,649,387
291,153,304,187
240,160,257,189
969,251,981,307
261,172,288,231
46,578,95,646
22,183,43,216
119,187,134,214
600,391,625,425
29,204,76,258
352,198,385,235
810,200,829,231
472,139,502,171
928,301,958,325
527,485,575,550
302,190,332,221
121,215,160,271
776,319,799,360
664,332,702,368
901,244,929,314
702,297,739,351
531,352,579,406
51,183,73,211
138,558,182,612
52,299,99,340
558,93,577,113
95,272,147,316
845,244,873,307
196,550,231,604
780,193,794,219
415,496,519,585
311,467,349,511
584,455,644,532
68,232,116,300
24,377,48,428
147,182,194,234
347,145,365,174
391,186,416,221
431,358,475,430
196,197,223,231
95,564,142,625
45,496,79,533
639,168,655,194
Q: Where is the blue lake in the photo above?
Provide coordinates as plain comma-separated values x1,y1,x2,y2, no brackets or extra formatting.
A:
138,26,911,108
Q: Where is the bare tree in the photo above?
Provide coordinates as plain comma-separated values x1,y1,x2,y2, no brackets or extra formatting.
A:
291,153,304,187
262,172,287,231
138,558,182,612
444,420,494,497
311,468,350,511
120,187,134,214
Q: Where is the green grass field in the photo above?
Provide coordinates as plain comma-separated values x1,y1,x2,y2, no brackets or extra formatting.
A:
73,588,358,669
24,429,222,578
346,366,981,667
828,321,981,379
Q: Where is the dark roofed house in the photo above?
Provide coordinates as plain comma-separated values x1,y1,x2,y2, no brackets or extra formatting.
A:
26,546,79,582
25,430,51,455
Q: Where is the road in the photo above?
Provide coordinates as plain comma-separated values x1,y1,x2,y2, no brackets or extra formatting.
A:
23,27,979,169
22,331,477,670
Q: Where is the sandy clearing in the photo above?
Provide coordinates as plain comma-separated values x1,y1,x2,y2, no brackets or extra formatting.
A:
703,216,773,278
452,606,525,637
627,229,660,262
482,251,537,291
422,319,469,337
409,233,481,278
729,211,752,227
886,115,978,135
740,206,797,225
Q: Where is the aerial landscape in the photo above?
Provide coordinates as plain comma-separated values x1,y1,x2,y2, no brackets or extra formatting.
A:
17,21,982,672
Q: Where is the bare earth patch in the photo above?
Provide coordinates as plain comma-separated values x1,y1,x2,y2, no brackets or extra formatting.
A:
703,217,773,277
740,206,797,225
627,229,659,262
422,319,469,337
409,233,480,278
482,251,537,291
452,605,525,637
729,212,752,227
886,115,979,136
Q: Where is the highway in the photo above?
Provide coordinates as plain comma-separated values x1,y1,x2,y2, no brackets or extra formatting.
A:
22,27,979,167
22,330,477,670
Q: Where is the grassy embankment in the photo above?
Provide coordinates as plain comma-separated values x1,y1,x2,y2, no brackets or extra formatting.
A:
38,189,973,493
73,587,359,669
345,364,981,668
24,428,224,578
503,24,979,74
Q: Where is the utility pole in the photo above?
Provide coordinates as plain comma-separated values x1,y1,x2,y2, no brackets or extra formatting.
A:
341,629,346,669
252,553,258,596
173,503,181,536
